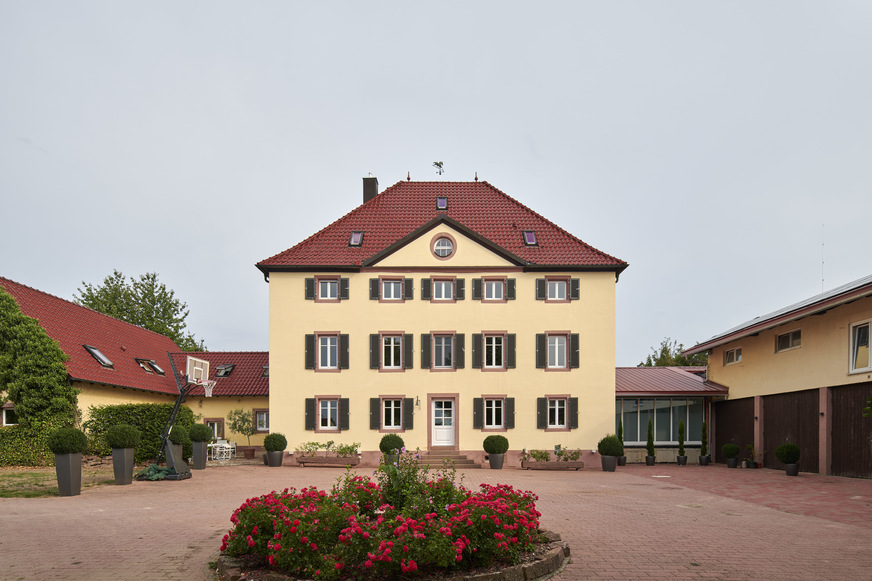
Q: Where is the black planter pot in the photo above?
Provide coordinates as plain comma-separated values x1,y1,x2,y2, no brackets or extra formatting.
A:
727,457,739,468
266,451,285,467
488,453,505,469
698,455,711,466
601,455,618,472
165,443,189,474
785,463,799,476
191,442,208,470
55,453,82,497
746,461,757,469
677,456,687,466
617,456,627,466
645,456,655,466
111,448,135,485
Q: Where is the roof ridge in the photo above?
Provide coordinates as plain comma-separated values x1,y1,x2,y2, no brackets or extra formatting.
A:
0,276,183,348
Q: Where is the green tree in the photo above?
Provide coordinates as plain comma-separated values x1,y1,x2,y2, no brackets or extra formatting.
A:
0,288,78,426
638,337,706,367
74,270,204,351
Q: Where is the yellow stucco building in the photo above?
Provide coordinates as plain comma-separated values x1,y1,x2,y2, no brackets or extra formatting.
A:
257,178,628,466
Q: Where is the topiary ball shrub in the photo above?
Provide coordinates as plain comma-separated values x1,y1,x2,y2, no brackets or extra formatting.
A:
48,427,89,455
106,424,141,449
168,425,189,445
189,424,214,443
483,435,509,454
775,443,800,465
379,433,405,454
263,433,288,452
597,434,623,457
722,443,740,459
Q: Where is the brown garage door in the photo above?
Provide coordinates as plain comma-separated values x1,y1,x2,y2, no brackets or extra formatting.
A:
762,389,819,473
713,398,754,464
831,382,872,479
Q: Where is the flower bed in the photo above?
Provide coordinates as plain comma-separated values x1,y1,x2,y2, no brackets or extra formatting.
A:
221,450,542,580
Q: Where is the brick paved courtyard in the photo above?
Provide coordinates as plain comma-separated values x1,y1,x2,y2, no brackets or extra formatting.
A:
1,462,870,580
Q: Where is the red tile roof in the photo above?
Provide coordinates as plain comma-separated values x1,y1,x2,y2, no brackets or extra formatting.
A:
257,181,627,272
169,352,269,397
1,277,182,396
615,367,728,396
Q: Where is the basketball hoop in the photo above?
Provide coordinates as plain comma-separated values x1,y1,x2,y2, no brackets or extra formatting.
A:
198,379,217,398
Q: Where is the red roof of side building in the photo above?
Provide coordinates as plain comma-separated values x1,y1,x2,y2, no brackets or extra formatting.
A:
169,352,268,397
1,277,182,396
257,180,628,272
616,367,729,397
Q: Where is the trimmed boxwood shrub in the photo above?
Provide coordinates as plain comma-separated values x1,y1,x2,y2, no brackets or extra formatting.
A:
722,443,740,459
263,432,288,452
597,434,623,457
168,425,188,445
379,433,405,454
106,424,141,449
483,434,509,454
189,423,214,443
48,427,88,455
83,403,195,463
775,443,800,465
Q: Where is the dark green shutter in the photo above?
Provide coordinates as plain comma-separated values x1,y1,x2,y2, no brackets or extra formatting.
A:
305,398,316,430
404,278,414,300
421,333,431,369
570,334,580,368
507,334,516,369
472,334,482,369
535,334,546,368
570,278,580,301
507,279,516,300
455,334,465,369
403,398,414,429
472,278,482,300
473,398,483,429
421,278,431,300
455,279,464,300
370,279,379,300
505,398,515,429
370,334,380,369
403,334,414,369
536,397,547,429
535,279,546,300
370,398,380,430
339,334,349,369
569,397,579,429
305,334,315,369
305,278,316,300
339,278,350,300
339,398,350,430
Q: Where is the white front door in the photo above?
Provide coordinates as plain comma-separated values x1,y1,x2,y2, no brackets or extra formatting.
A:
432,399,455,447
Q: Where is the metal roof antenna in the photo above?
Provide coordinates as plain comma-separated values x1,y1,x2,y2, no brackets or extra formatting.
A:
474,171,478,182
433,161,444,176
407,171,411,181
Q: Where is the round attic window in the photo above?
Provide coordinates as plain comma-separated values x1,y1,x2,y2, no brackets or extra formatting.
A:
433,236,454,259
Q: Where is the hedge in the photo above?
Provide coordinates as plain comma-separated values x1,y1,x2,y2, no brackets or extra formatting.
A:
83,403,196,464
0,419,68,466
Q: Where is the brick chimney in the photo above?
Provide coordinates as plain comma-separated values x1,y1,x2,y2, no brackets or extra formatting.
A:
363,175,379,203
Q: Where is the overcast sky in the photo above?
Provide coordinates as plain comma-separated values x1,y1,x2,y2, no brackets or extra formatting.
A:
2,2,870,366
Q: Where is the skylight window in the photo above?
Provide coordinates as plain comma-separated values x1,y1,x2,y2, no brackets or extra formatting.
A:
349,231,364,246
262,365,269,377
148,361,165,375
436,197,448,210
522,230,538,246
84,345,113,368
216,364,235,378
136,359,153,373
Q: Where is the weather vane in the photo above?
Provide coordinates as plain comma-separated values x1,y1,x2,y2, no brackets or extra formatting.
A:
433,161,444,176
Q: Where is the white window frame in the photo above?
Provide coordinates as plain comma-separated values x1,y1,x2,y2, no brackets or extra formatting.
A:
850,320,871,373
318,278,338,301
433,334,454,369
483,280,504,301
382,280,403,301
318,335,339,370
2,407,18,426
319,399,339,431
432,280,454,301
484,398,504,429
383,398,403,430
433,237,454,258
775,329,801,353
382,335,402,370
547,280,567,301
547,334,567,369
548,398,566,429
484,335,505,369
255,410,269,432
724,347,742,366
